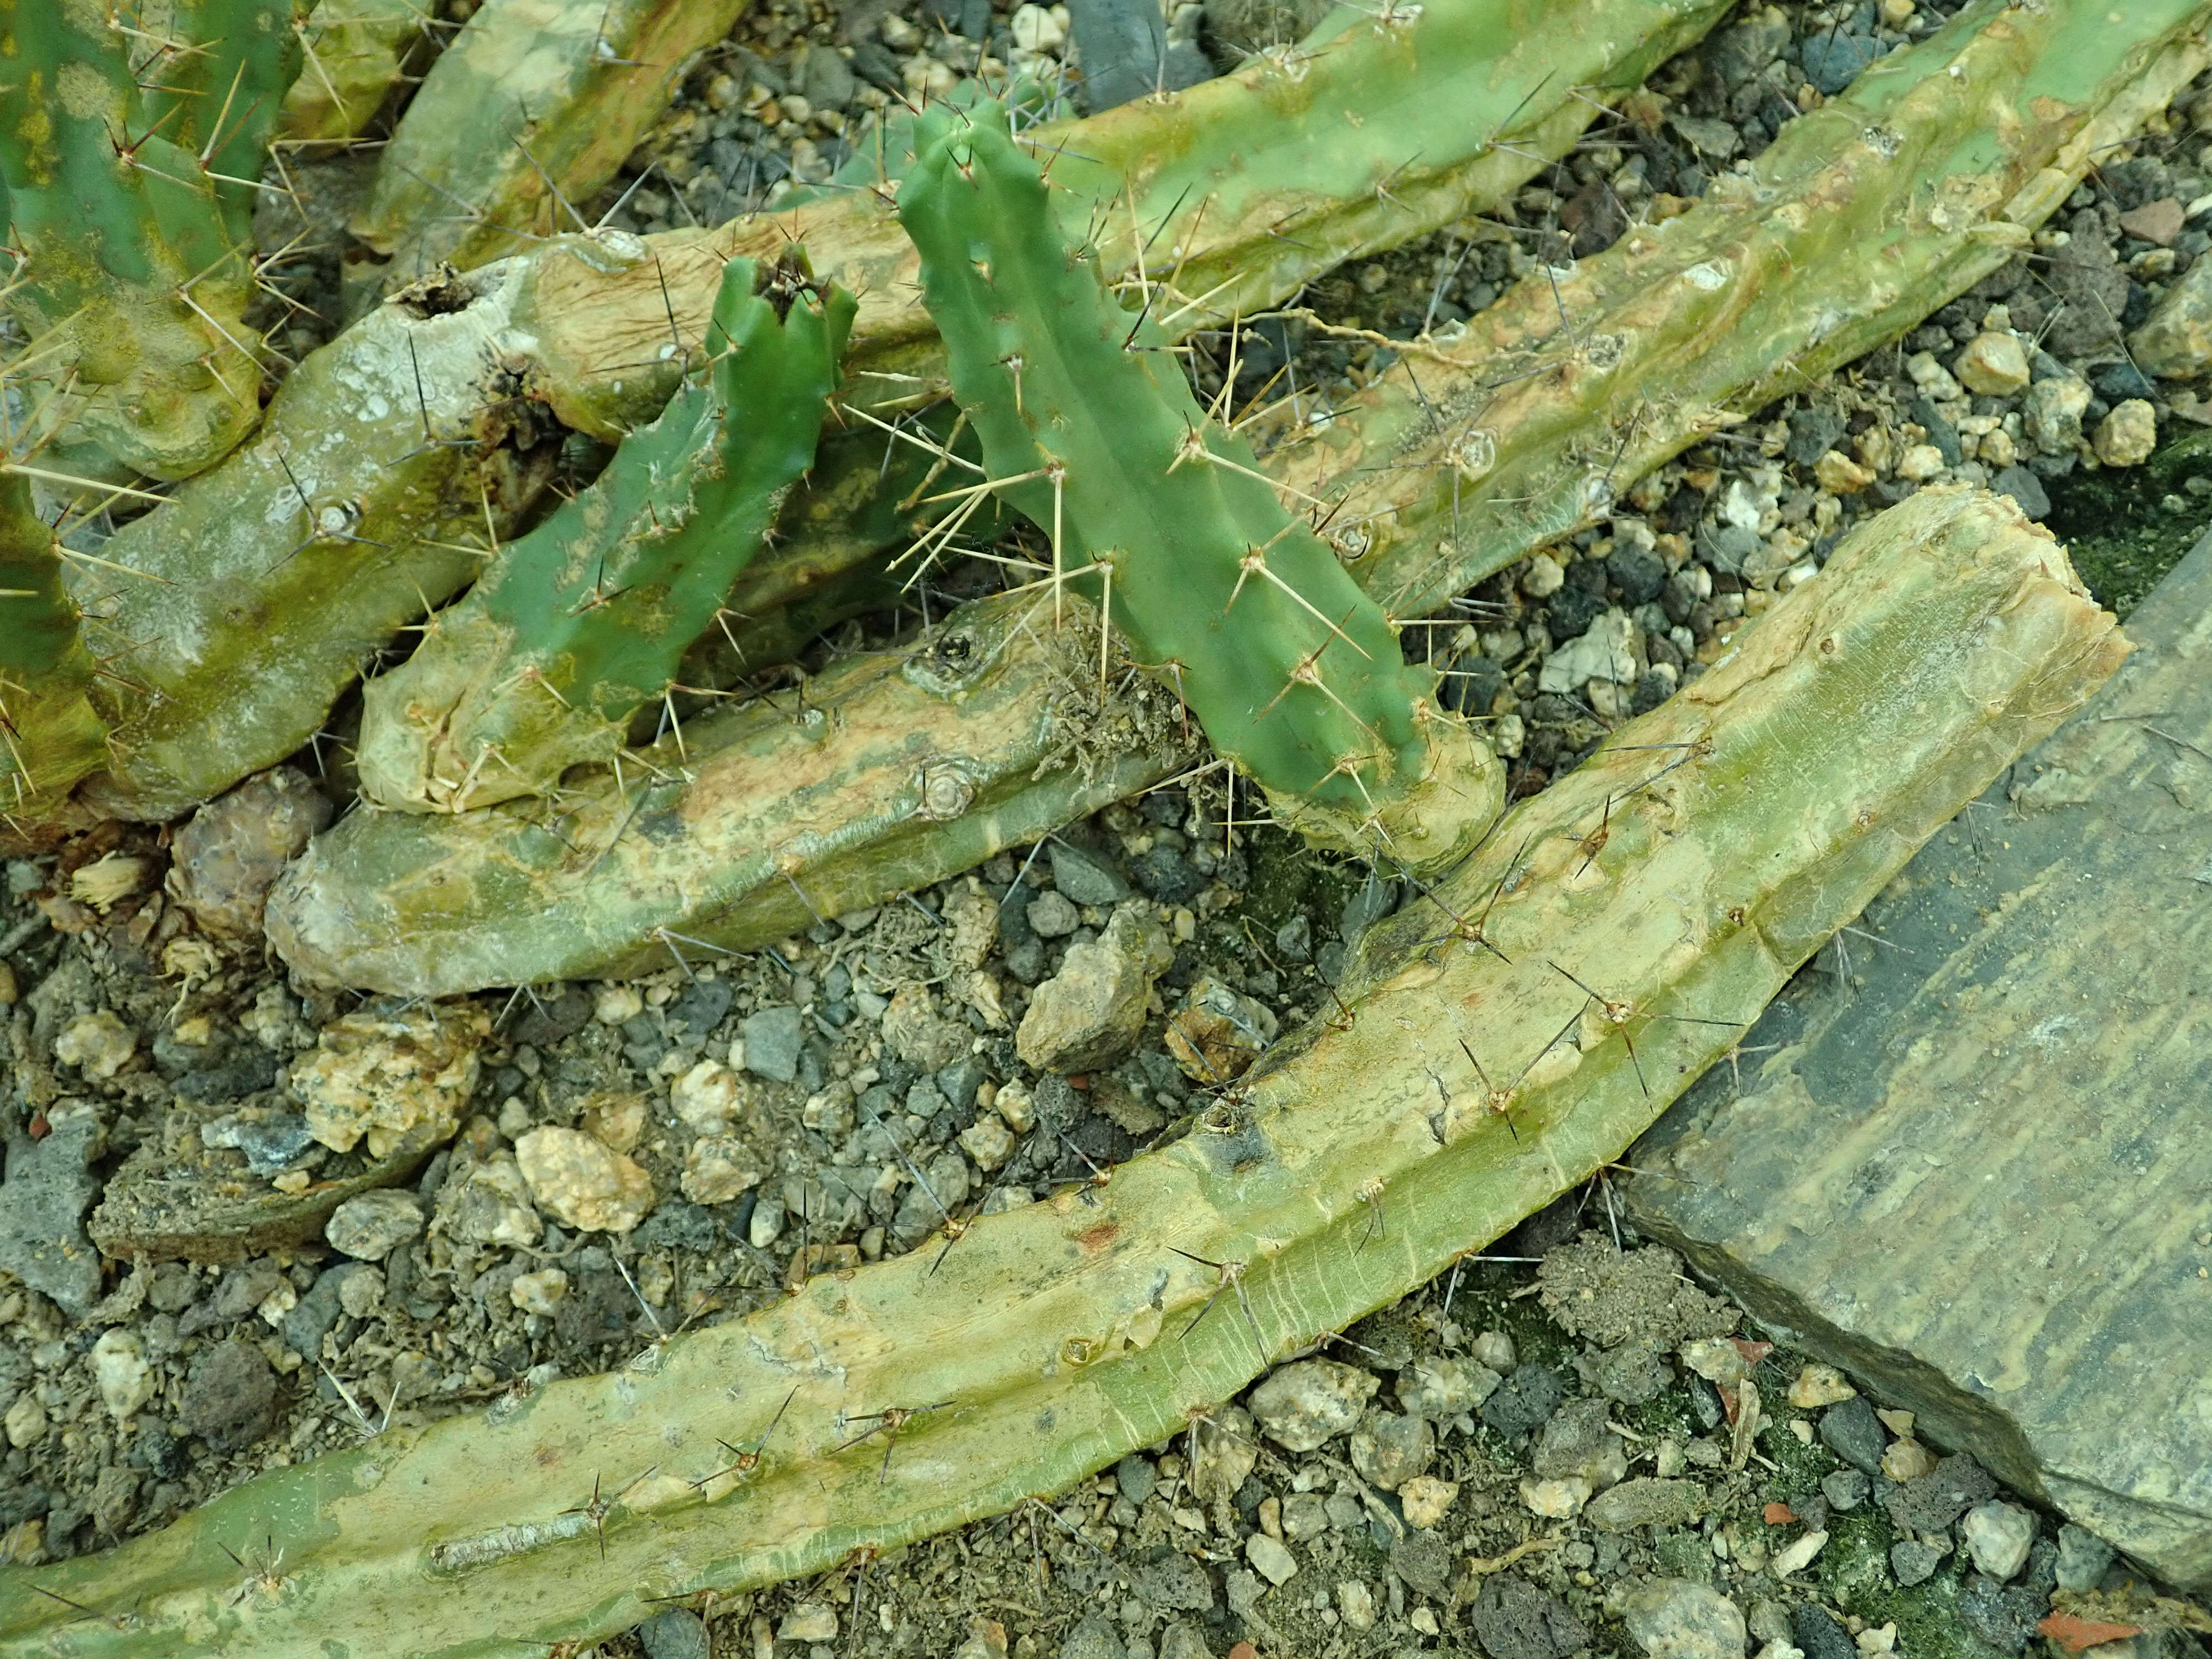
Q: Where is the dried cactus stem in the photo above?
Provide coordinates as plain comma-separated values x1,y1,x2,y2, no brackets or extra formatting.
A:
19,488,2125,1658
355,251,855,812
898,102,1497,869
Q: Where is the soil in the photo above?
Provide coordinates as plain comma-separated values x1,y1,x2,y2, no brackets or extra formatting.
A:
7,0,2212,1655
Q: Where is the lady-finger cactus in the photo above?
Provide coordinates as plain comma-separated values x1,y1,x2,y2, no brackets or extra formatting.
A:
0,1,303,479
355,249,855,812
0,473,107,821
898,101,1496,869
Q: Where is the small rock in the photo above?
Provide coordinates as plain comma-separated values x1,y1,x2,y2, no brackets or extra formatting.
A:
1588,1477,1704,1531
515,1126,655,1233
1335,1578,1377,1632
1188,1405,1259,1504
1015,904,1173,1073
1888,1538,1941,1586
1026,890,1081,938
1620,1578,1747,1659
1468,1573,1590,1659
594,984,644,1025
437,1148,541,1247
1800,31,1879,95
680,1136,763,1205
635,1606,711,1659
669,1061,748,1134
1397,1474,1458,1529
1068,0,1209,114
2023,375,2092,454
1771,1528,1828,1577
1679,1335,1757,1390
2131,252,2212,377
1879,1437,1937,1482
291,1003,487,1158
169,767,332,938
1957,1571,2045,1651
179,1339,277,1452
1047,841,1132,905
1814,450,1875,493
2118,197,2185,246
338,1267,384,1318
1154,1623,1210,1659
1520,1477,1593,1519
579,1090,645,1155
0,1111,102,1314
778,1603,838,1642
1818,1396,1886,1477
739,1004,804,1082
1348,1411,1433,1490
2056,1522,2116,1592
1398,1356,1499,1420
1961,1499,2034,1581
324,1189,424,1260
1787,1363,1856,1409
1954,332,2032,395
1896,443,1947,483
953,1615,1013,1659
2093,399,2158,467
1165,975,1279,1084
1991,465,2051,520
956,1115,1015,1172
1520,551,1566,597
1473,1329,1517,1371
1791,1603,1857,1659
1482,1363,1564,1438
90,1329,152,1420
54,1011,135,1079
1538,608,1639,692
1115,1453,1157,1506
1249,1359,1377,1451
509,1268,569,1318
1272,915,1312,962
4,1394,46,1449
880,984,972,1072
1244,1532,1298,1586
1819,1468,1869,1512
1056,1612,1125,1659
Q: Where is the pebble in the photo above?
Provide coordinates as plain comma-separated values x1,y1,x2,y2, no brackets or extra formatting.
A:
1679,1336,1756,1390
1819,1468,1870,1512
1164,976,1279,1084
1879,1437,1937,1482
90,1329,152,1420
635,1606,711,1659
1335,1579,1377,1631
880,984,972,1072
1397,1474,1458,1529
0,1109,102,1314
1248,1359,1377,1451
594,984,644,1025
325,1189,424,1260
2130,252,2212,376
338,1267,384,1318
1621,1578,1747,1659
54,1011,135,1079
1896,443,1947,483
1188,1405,1258,1504
2056,1522,2115,1592
1792,1603,1856,1659
1520,1477,1593,1519
1770,1528,1828,1577
1015,904,1173,1073
515,1127,656,1233
4,1394,46,1449
1954,332,2031,395
1244,1532,1298,1585
778,1603,838,1642
179,1339,277,1451
437,1148,542,1247
1468,1573,1590,1658
1046,841,1131,906
2093,399,2158,467
1814,451,1875,493
2023,375,2091,454
739,1004,804,1083
1991,463,2051,520
669,1061,747,1133
1818,1396,1887,1477
1787,1363,1856,1408
170,766,332,938
1587,1477,1704,1531
292,1004,487,1158
1115,1453,1157,1506
2118,196,2185,246
680,1136,764,1204
1397,1356,1499,1420
1888,1538,1942,1587
1026,890,1080,938
1520,551,1566,597
1348,1411,1433,1489
1799,31,1879,95
957,1114,1015,1171
1483,1362,1564,1438
1961,1499,2034,1580
1472,1329,1516,1371
1538,608,1639,693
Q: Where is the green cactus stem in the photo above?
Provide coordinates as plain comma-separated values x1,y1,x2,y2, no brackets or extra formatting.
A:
34,0,1728,831
276,0,432,147
898,100,1495,865
0,0,301,479
22,489,2125,1658
347,0,749,300
355,250,854,812
0,473,107,823
261,0,2208,995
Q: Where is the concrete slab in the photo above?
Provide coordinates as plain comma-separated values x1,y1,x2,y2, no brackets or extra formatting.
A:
1627,531,2212,1593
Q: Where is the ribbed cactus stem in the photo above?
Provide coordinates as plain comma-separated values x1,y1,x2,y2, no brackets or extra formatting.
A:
0,474,107,817
898,102,1497,868
0,0,300,478
356,251,855,811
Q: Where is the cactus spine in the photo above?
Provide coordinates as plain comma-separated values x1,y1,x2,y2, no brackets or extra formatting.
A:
899,102,1497,865
8,490,2126,1659
0,1,302,479
356,250,855,812
0,473,107,820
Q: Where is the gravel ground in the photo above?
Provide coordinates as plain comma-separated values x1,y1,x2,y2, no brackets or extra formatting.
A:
9,0,2212,1655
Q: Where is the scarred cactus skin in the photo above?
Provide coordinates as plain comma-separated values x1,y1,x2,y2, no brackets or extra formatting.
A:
0,0,302,479
0,473,107,821
898,101,1499,868
355,249,856,812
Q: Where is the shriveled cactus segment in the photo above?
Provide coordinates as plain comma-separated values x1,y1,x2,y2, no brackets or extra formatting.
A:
356,251,854,812
23,489,2124,1659
899,102,1496,865
0,475,107,820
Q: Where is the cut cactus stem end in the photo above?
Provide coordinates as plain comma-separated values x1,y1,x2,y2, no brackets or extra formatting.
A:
20,487,2126,1659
